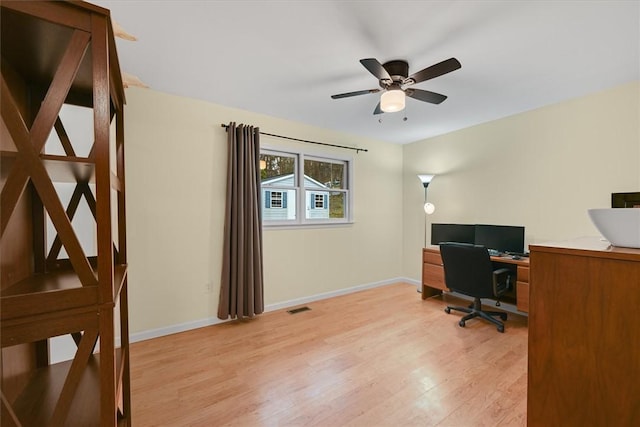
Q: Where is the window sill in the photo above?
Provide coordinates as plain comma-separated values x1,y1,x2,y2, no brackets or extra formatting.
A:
263,221,354,230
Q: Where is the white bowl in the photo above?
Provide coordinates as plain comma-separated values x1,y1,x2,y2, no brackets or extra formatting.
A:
588,208,640,249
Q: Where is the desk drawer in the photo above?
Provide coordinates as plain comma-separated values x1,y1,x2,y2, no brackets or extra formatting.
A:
423,263,447,290
423,251,443,265
517,265,529,283
517,281,529,312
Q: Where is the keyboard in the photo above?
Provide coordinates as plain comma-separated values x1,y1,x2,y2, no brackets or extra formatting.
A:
505,251,529,258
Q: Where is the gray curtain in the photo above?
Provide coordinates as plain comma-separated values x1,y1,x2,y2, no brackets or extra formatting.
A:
218,122,264,319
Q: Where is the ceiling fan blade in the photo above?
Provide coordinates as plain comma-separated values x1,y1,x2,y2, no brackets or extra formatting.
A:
406,88,448,104
406,57,461,85
331,88,380,99
360,58,392,81
373,102,383,115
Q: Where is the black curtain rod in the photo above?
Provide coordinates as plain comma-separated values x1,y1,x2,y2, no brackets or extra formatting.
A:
220,124,368,153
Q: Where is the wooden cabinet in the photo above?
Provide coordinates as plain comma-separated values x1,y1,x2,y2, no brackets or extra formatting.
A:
1,1,130,426
527,238,640,426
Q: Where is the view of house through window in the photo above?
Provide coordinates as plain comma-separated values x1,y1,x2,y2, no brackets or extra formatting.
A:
260,149,351,226
313,194,325,209
261,152,297,221
269,191,284,208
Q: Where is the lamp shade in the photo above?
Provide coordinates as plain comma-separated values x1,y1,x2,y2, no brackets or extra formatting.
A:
418,174,435,187
380,89,405,113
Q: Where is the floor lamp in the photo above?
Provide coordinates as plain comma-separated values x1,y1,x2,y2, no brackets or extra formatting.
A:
418,174,436,248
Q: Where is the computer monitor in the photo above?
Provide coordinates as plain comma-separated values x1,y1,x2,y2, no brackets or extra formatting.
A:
474,224,525,254
611,192,640,208
431,223,476,245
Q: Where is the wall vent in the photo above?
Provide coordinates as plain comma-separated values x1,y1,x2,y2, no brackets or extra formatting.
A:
287,306,311,314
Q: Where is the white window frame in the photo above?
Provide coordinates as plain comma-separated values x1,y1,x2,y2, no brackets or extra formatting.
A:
260,146,353,228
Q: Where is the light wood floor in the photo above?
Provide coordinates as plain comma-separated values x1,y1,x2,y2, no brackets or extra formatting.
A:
129,283,528,426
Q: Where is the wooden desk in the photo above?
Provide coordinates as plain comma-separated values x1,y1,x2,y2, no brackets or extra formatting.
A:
527,237,640,426
421,246,530,312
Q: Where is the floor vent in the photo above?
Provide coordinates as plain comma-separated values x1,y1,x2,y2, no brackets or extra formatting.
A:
287,306,311,314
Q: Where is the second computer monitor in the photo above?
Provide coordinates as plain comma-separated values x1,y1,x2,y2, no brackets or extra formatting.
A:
474,224,525,254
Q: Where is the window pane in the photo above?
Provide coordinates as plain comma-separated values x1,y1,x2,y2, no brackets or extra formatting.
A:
261,154,296,187
262,189,297,221
329,191,346,219
304,159,345,189
305,190,346,220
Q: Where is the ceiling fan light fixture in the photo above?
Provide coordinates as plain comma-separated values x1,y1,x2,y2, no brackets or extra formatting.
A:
380,89,405,113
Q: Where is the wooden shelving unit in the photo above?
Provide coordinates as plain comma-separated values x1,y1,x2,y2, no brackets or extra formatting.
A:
1,1,130,425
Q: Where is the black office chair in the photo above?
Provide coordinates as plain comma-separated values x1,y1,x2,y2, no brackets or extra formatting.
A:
439,242,512,333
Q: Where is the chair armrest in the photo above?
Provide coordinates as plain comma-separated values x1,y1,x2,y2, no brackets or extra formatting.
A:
492,268,512,297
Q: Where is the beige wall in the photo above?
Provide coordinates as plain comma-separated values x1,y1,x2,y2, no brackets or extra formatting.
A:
124,89,404,334
402,81,640,280
124,81,638,336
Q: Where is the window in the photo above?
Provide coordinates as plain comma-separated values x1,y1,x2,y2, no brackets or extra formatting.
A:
260,148,352,226
268,191,284,208
313,193,325,209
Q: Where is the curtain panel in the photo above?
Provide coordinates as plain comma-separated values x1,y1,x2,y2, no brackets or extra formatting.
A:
218,122,264,319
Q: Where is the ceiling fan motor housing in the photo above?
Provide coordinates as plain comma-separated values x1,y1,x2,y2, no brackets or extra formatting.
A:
382,60,409,85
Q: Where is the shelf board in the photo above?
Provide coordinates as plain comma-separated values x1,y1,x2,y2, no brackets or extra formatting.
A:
1,151,125,185
41,154,95,183
1,269,98,322
1,264,128,322
1,151,95,183
1,305,98,348
10,349,123,427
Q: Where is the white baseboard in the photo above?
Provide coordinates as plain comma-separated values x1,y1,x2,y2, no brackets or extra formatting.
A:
129,277,409,343
401,277,421,290
129,317,228,343
263,277,406,313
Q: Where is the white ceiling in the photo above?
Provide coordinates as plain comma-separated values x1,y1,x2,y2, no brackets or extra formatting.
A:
95,0,639,145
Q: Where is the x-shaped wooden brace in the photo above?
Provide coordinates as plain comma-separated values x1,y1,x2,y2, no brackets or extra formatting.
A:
45,109,123,268
0,29,97,287
49,327,99,425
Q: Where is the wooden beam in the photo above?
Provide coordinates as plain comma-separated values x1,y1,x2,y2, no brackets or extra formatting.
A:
116,108,127,264
92,14,117,426
0,392,21,427
46,183,85,264
49,328,99,425
92,14,114,303
53,117,77,157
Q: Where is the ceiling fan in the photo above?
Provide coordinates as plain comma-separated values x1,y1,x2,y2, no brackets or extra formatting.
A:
331,57,461,114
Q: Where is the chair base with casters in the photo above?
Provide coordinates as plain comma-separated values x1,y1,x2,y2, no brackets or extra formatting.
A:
444,297,508,333
439,242,513,333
